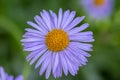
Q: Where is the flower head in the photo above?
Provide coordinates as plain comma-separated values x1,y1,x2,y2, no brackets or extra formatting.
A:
81,0,114,19
0,67,23,80
21,8,94,79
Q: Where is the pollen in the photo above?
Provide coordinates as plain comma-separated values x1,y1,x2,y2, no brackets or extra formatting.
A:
94,0,105,6
45,29,69,52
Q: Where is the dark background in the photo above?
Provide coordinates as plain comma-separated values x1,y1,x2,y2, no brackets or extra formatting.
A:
0,0,120,80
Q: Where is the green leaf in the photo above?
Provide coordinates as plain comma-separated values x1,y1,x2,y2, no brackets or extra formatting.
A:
0,15,22,49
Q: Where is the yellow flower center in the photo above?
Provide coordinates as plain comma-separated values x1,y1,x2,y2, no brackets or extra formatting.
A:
45,29,69,52
94,0,105,6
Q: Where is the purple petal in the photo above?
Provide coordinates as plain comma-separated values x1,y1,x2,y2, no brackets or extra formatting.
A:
61,10,70,28
34,15,48,31
64,49,80,66
70,42,93,51
69,44,88,63
15,75,24,80
52,53,59,74
68,23,89,35
7,76,14,80
21,37,45,43
70,31,93,36
60,52,68,76
35,50,51,69
49,10,57,29
62,11,76,29
30,48,47,65
0,67,6,80
77,23,89,31
26,47,46,61
54,59,62,78
22,41,44,48
25,28,44,35
34,15,48,33
43,10,54,29
27,21,43,32
24,44,45,51
77,48,91,57
69,43,91,57
23,32,44,38
57,8,63,28
68,47,87,65
69,34,94,42
64,53,76,76
40,10,52,31
39,51,52,75
45,54,52,79
65,16,85,31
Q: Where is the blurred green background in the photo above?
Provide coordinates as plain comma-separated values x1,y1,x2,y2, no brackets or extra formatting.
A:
0,0,120,80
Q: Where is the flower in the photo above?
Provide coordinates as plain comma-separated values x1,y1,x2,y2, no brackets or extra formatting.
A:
21,8,94,79
0,67,24,80
81,0,114,19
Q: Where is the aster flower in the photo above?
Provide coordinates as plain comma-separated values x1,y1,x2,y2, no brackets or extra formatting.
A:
21,8,94,79
0,67,23,80
81,0,114,19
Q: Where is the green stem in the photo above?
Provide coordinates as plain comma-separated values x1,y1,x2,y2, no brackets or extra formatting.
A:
22,62,31,80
